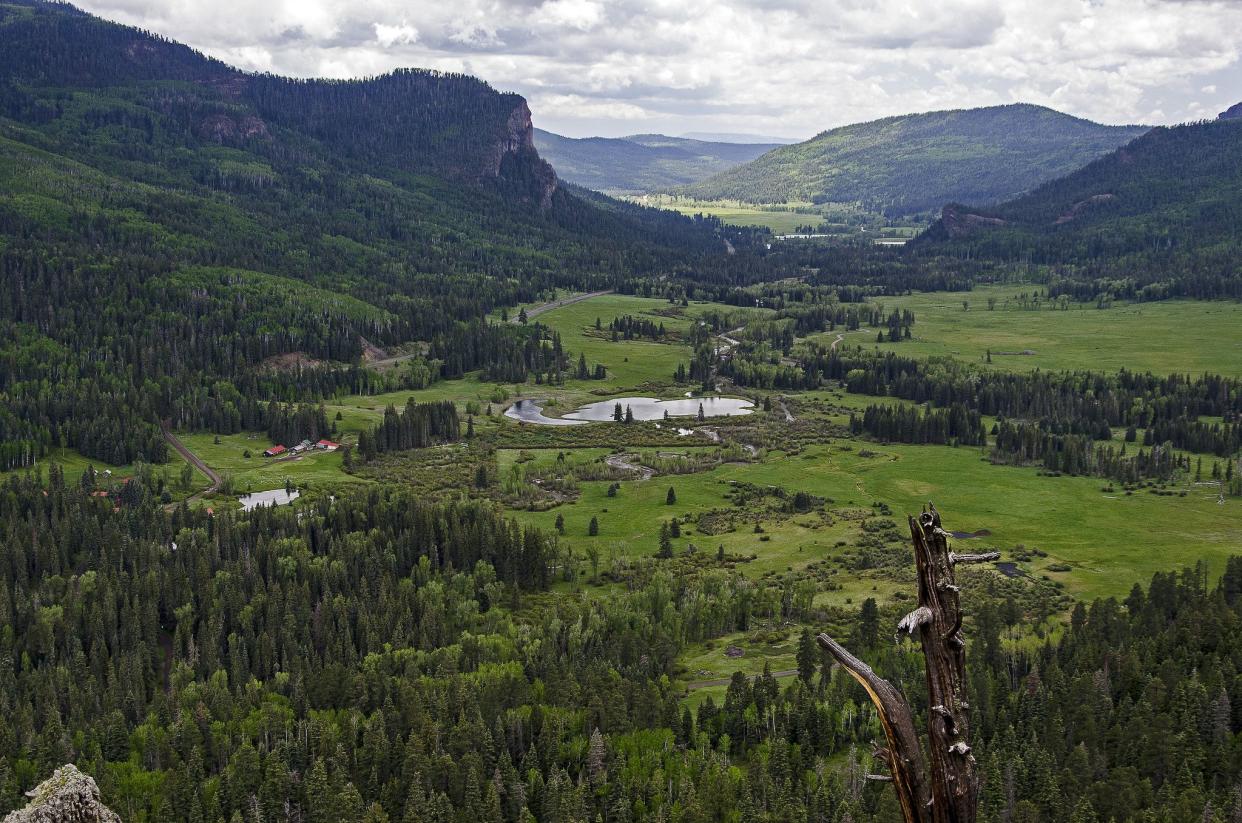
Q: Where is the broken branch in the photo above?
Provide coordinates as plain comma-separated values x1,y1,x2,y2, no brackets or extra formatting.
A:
949,551,1001,565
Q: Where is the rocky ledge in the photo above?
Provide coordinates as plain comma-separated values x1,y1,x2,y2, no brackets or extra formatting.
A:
3,765,121,823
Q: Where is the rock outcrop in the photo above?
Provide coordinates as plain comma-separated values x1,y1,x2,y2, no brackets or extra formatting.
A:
1219,102,1242,121
3,765,121,823
1054,192,1115,224
490,100,559,209
938,203,1007,237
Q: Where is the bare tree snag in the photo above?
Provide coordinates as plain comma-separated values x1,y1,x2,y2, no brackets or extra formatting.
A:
816,632,930,821
818,503,998,823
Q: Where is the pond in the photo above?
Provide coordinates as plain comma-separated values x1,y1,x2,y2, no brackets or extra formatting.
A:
239,488,301,511
506,396,754,425
504,399,590,426
565,396,754,422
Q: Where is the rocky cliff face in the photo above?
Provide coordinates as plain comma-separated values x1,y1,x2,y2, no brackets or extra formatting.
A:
1219,102,1242,121
490,100,558,208
0,3,557,209
3,765,121,823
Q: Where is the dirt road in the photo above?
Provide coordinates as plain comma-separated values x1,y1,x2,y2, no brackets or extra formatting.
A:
162,426,221,506
513,289,614,324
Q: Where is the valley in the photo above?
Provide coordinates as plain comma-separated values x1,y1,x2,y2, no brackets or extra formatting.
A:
2,2,1241,821
143,287,1239,610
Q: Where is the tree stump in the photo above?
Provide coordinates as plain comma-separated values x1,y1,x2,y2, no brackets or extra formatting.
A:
818,503,998,823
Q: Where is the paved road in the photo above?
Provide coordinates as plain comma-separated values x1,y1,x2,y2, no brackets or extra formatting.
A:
513,289,614,323
162,425,221,506
686,668,799,690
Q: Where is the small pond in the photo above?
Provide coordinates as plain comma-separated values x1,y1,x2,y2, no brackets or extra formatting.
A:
506,396,753,425
239,488,301,511
564,396,753,422
994,561,1027,579
504,399,590,426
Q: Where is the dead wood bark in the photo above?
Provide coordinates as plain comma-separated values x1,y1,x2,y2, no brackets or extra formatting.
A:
816,632,930,822
817,503,999,823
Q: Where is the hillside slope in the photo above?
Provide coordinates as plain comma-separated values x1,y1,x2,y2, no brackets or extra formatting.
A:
917,112,1242,299
681,104,1147,216
533,128,779,192
0,0,726,468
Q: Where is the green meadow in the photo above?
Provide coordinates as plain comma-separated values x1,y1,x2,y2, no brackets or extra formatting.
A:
2,444,208,500
628,196,825,234
842,284,1242,376
525,293,696,389
505,439,1238,602
177,432,369,499
160,287,1239,603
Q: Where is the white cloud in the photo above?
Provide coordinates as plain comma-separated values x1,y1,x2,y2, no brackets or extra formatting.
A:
73,0,1242,138
374,21,418,48
533,93,652,121
533,0,604,31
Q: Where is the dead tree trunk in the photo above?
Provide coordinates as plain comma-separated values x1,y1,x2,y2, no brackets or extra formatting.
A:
818,503,998,823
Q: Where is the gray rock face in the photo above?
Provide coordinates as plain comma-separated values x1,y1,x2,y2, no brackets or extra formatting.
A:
3,765,121,823
1219,102,1242,121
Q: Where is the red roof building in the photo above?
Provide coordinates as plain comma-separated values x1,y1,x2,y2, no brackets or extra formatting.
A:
263,445,287,457
316,440,341,450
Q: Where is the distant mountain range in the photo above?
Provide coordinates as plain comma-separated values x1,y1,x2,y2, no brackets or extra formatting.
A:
533,129,782,193
679,131,799,144
918,107,1242,283
678,104,1149,217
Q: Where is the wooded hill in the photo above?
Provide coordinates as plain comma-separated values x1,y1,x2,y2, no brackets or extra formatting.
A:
0,0,739,469
917,114,1242,299
5,467,1242,822
679,104,1147,216
533,129,780,193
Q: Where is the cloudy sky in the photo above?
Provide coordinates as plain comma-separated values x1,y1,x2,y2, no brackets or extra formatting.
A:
75,0,1242,140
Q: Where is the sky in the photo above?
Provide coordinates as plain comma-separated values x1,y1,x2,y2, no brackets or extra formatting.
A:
74,0,1242,140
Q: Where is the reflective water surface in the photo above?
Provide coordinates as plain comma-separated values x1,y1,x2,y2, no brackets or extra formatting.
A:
239,488,301,511
505,396,754,425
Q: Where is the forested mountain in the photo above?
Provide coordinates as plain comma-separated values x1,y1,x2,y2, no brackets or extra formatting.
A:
680,104,1147,215
0,0,737,469
532,129,780,193
917,113,1242,299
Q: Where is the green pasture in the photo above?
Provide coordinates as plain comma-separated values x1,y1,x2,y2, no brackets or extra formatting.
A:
679,631,801,702
843,285,1242,376
327,373,498,426
507,439,1239,602
528,294,693,390
2,445,208,500
329,293,771,426
176,432,369,497
662,204,814,234
624,195,826,234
